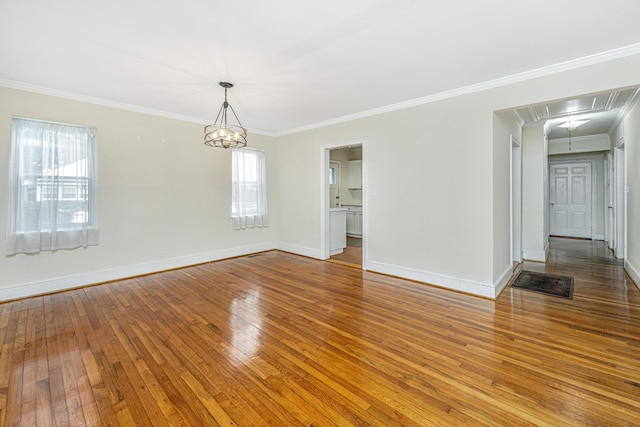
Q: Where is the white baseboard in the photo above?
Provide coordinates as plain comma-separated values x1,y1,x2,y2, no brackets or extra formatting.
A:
0,242,277,302
366,260,499,299
594,234,605,241
275,242,322,259
625,259,640,290
494,264,515,296
523,247,548,262
0,239,552,302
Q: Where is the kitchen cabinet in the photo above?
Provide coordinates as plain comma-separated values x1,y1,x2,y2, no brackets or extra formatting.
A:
344,205,363,237
347,160,362,189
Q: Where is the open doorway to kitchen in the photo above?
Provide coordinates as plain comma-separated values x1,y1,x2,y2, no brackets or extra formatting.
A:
320,139,366,269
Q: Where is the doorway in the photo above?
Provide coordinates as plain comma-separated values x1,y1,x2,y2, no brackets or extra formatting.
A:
320,139,367,269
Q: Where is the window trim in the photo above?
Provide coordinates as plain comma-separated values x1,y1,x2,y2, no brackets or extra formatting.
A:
231,147,268,230
7,117,99,254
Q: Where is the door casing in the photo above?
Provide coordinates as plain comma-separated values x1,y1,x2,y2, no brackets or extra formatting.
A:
320,139,367,267
511,135,522,264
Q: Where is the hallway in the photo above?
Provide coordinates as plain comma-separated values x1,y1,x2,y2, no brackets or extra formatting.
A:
511,237,634,304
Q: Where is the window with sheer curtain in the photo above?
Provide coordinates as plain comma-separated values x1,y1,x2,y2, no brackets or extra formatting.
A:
6,117,99,255
231,148,268,230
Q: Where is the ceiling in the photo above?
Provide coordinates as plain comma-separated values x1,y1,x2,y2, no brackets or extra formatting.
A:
1,1,640,135
515,88,640,140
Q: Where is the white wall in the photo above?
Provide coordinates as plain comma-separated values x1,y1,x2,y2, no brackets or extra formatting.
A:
0,87,278,300
493,111,522,280
548,134,610,154
3,53,640,300
277,97,498,296
277,53,640,298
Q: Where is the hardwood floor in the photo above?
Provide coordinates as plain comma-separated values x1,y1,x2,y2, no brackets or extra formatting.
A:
1,238,639,426
329,243,362,267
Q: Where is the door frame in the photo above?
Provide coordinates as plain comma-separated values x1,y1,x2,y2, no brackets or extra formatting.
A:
510,134,522,264
548,159,597,240
320,139,367,268
614,142,626,259
604,154,610,245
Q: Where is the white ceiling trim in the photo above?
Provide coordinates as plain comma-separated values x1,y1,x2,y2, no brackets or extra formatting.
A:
610,88,640,134
0,78,277,137
2,43,640,138
511,110,526,128
276,43,640,136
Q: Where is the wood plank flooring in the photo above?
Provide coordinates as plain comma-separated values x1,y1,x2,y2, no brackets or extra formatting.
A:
1,238,639,426
329,244,362,267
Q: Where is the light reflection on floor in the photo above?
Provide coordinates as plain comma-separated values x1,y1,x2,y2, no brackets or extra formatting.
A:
230,289,262,357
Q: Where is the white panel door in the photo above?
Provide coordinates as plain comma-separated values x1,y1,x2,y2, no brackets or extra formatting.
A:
550,162,592,238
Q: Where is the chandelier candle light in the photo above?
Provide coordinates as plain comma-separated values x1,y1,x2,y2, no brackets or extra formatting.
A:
204,82,248,149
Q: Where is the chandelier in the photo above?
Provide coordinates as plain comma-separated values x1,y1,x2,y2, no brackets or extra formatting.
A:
204,82,247,149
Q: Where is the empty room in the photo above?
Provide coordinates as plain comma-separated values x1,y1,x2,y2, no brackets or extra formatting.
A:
1,1,640,425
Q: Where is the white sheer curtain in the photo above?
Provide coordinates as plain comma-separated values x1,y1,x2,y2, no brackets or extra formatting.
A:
231,148,268,230
6,118,99,255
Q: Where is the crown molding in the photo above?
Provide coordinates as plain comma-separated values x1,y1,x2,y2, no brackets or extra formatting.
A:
511,110,526,127
3,43,640,139
0,78,277,137
275,43,640,137
609,87,640,134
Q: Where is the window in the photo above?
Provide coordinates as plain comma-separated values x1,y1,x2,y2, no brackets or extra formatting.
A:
6,117,99,254
231,148,268,230
329,166,337,185
61,186,78,200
